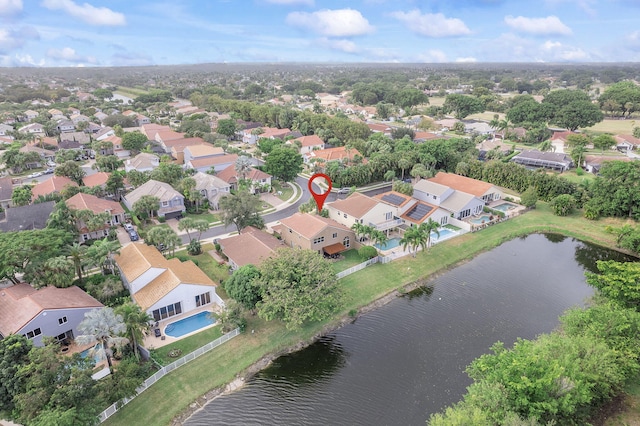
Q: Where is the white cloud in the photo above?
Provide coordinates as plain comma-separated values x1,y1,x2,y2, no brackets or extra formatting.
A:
286,8,374,37
46,46,97,64
41,0,126,26
390,10,471,37
0,53,45,66
455,57,477,63
504,15,572,35
0,0,22,16
418,49,448,63
317,37,358,53
540,40,588,60
0,26,39,53
265,0,313,5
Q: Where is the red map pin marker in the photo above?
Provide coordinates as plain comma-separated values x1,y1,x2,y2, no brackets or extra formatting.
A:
308,173,332,214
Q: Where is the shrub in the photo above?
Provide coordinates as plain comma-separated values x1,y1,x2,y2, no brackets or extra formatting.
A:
158,216,166,223
550,194,576,216
358,245,378,260
519,186,538,209
187,239,202,255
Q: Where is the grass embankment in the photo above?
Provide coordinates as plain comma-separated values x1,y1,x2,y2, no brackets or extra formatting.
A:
605,377,640,425
105,202,635,426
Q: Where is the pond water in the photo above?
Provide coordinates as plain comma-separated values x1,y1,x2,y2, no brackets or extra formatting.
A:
186,234,635,426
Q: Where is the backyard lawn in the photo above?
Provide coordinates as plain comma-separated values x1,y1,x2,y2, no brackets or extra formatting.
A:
272,180,294,202
173,243,231,290
331,249,367,273
151,324,223,366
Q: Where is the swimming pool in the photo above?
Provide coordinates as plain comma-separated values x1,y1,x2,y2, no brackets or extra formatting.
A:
374,237,401,250
80,344,104,365
492,202,516,212
165,311,216,338
431,228,455,241
470,215,492,224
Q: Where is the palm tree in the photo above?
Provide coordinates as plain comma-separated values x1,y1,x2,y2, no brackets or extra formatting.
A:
351,222,368,242
400,227,419,257
371,229,388,249
76,307,128,372
421,219,440,251
86,238,121,275
115,302,152,360
66,242,88,283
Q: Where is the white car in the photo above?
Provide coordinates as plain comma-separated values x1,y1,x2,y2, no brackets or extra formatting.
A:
27,172,42,178
123,223,134,231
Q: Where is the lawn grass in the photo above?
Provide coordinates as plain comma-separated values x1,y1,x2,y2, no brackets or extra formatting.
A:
605,376,640,425
560,170,597,185
183,211,219,224
104,202,636,426
151,324,223,365
175,246,231,287
584,118,636,134
272,181,294,201
331,249,365,273
115,86,149,97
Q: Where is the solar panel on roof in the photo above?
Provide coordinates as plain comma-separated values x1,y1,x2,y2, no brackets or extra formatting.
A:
406,203,433,221
381,193,405,206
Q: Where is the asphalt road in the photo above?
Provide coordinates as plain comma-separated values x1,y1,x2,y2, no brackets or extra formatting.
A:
184,177,392,243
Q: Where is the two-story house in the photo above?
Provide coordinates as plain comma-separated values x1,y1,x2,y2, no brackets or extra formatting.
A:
326,192,402,233
286,135,325,155
125,152,160,173
216,164,272,194
31,176,78,201
429,172,503,204
413,179,484,221
191,171,230,210
219,226,285,270
277,212,356,257
114,243,224,323
123,179,186,219
0,283,103,347
66,193,125,242
57,119,76,133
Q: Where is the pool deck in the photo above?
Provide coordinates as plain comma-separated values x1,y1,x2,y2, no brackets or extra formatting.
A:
142,304,221,350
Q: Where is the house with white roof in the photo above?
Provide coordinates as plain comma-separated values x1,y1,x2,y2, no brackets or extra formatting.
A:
114,243,223,322
413,179,484,221
192,171,231,210
125,152,160,173
123,179,185,219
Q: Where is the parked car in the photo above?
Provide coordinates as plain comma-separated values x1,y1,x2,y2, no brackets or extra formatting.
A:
337,187,350,194
123,223,134,231
128,230,139,241
46,161,56,167
44,168,54,174
26,172,43,178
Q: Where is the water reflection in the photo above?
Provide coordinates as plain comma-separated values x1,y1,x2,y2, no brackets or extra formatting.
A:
544,233,567,244
403,282,435,301
574,239,636,272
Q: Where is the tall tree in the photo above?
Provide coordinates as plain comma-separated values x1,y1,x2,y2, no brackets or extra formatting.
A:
115,302,152,360
235,155,253,181
0,334,32,415
443,94,485,119
11,185,32,207
121,131,148,152
224,264,262,310
66,242,88,283
177,217,209,241
54,160,85,185
255,249,343,330
265,145,303,182
219,192,264,232
85,238,121,275
132,195,160,220
145,226,182,256
586,260,640,310
76,307,128,372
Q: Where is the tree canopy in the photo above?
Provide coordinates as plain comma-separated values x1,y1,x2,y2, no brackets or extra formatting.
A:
265,145,303,182
219,192,264,232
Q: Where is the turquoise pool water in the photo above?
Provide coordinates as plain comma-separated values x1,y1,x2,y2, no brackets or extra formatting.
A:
80,344,103,365
470,215,492,224
165,311,216,338
492,202,516,212
432,228,455,241
374,237,401,250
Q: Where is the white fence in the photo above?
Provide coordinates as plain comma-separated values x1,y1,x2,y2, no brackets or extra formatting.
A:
98,328,240,423
336,255,395,279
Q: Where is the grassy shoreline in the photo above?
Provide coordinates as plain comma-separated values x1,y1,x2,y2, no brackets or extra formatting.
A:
104,202,638,426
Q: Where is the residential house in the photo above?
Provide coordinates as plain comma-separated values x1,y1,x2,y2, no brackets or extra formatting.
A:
114,243,223,321
367,123,393,136
56,120,75,133
82,171,110,190
183,145,224,164
19,122,45,135
23,110,39,121
219,226,285,270
95,126,115,140
0,124,14,137
511,150,573,172
413,131,443,142
286,135,325,155
413,179,484,221
141,123,171,140
583,155,633,174
19,145,55,168
125,152,160,173
614,134,640,152
65,193,125,242
327,192,402,232
85,122,102,134
101,134,129,158
371,191,449,227
0,283,103,347
123,179,185,219
216,164,272,194
242,127,291,144
168,138,208,164
191,171,230,210
429,172,503,204
277,212,356,257
186,153,238,173
94,111,109,123
0,201,56,232
463,120,494,135
70,113,90,125
304,146,365,165
31,176,78,200
154,129,185,152
0,176,13,208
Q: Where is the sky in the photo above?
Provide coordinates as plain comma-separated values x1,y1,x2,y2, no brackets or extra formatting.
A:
1,0,640,67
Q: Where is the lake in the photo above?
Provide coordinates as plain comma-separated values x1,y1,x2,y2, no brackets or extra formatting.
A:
185,234,634,425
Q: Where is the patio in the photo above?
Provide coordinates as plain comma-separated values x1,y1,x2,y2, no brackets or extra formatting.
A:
142,304,222,350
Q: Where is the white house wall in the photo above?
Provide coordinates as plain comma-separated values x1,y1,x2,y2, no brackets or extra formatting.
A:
128,267,166,294
144,283,223,317
18,307,101,347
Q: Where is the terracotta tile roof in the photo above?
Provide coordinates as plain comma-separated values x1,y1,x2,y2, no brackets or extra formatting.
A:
413,131,440,141
219,226,284,268
141,123,170,139
584,155,632,166
255,127,291,139
66,192,124,216
327,192,379,218
428,172,494,197
31,176,77,200
186,144,224,158
168,138,207,152
82,171,110,187
551,131,576,142
155,130,184,142
308,146,364,163
367,123,391,132
291,135,324,147
189,154,238,169
115,243,216,311
103,134,122,145
0,284,103,336
615,134,640,146
279,212,350,240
